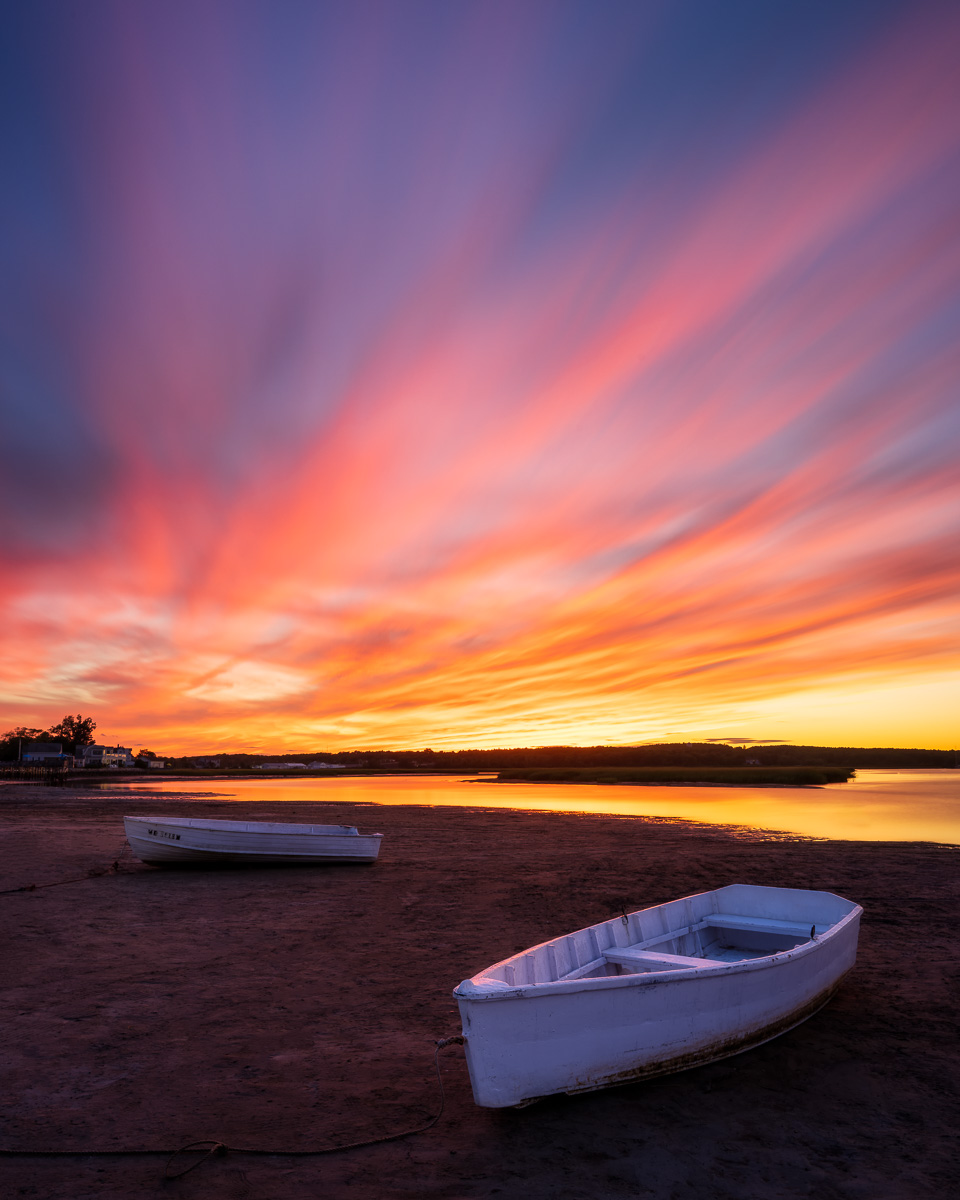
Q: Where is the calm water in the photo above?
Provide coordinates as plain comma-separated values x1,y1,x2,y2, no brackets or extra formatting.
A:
106,769,960,844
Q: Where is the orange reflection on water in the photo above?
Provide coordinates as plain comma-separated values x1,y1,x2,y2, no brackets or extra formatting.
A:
111,769,960,844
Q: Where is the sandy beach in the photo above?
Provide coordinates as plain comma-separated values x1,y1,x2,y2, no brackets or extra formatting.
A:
1,785,957,1199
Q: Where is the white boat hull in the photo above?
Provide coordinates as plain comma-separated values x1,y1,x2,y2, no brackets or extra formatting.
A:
454,884,861,1107
124,815,382,865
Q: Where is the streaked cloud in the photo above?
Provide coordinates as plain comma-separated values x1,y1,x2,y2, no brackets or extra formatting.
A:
1,1,958,749
704,740,788,746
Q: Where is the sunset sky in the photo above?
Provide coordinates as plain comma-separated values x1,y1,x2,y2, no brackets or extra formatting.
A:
1,0,958,753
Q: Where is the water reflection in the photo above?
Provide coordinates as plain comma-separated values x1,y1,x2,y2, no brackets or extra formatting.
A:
106,769,960,844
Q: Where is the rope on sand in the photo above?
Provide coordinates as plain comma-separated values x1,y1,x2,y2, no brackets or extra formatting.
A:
0,838,131,894
0,1037,466,1180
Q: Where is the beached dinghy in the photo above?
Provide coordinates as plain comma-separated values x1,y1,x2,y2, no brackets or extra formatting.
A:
123,815,382,866
454,884,861,1108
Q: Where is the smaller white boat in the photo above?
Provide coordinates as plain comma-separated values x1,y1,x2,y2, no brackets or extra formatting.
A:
123,815,382,866
455,884,861,1107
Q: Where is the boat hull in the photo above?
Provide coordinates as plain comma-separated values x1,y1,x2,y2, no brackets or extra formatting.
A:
123,816,382,865
454,886,861,1107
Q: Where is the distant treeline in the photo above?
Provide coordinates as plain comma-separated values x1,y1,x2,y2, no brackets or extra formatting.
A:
166,742,957,771
495,766,853,786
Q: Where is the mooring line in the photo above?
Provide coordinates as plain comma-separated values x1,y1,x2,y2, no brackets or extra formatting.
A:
0,1037,466,1180
0,837,132,895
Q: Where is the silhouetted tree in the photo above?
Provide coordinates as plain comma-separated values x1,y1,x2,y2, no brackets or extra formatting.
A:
0,727,47,761
47,714,97,746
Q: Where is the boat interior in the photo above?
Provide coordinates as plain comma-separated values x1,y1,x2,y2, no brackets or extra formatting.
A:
598,915,817,976
483,886,853,988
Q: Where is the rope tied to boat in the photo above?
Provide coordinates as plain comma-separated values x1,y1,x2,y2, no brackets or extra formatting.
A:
0,1035,466,1181
0,837,133,895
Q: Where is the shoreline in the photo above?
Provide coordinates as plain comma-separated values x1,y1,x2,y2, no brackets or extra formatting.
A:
0,771,853,788
2,786,957,1199
475,778,833,789
1,773,839,791
6,778,957,848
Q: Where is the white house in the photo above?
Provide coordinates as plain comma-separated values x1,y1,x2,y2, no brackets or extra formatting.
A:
79,744,134,768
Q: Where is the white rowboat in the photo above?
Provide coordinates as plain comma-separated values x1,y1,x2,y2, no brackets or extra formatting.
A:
454,884,861,1107
123,815,382,865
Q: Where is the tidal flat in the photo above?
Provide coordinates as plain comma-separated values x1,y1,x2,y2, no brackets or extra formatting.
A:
1,785,957,1199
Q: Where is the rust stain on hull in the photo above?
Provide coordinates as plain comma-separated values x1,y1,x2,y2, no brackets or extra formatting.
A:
559,980,844,1101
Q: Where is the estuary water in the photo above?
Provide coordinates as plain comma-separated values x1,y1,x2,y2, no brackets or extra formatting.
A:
107,768,960,844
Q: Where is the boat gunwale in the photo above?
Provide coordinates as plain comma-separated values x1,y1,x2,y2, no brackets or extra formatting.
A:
123,815,381,839
455,899,862,1002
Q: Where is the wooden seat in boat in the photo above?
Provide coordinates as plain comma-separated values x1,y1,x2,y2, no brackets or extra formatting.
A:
708,914,823,937
603,947,706,970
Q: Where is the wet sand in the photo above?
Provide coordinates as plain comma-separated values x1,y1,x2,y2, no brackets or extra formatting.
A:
1,786,957,1199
